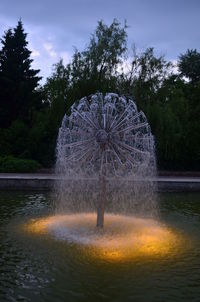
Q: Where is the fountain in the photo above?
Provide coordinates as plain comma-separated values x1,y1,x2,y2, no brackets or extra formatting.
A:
22,94,184,263
55,93,157,228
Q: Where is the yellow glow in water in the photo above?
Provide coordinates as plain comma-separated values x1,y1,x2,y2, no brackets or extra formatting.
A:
23,213,182,262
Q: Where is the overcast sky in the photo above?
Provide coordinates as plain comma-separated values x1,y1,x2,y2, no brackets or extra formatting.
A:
0,0,199,82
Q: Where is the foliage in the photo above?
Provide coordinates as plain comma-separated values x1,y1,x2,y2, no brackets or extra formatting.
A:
0,20,42,128
43,19,128,111
178,49,200,83
0,156,41,173
0,19,200,171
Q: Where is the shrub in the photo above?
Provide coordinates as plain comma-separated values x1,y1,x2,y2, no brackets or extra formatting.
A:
0,156,41,173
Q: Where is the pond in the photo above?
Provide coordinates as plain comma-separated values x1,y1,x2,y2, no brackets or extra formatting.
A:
0,191,200,302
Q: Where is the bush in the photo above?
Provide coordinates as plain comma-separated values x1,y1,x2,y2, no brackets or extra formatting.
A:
0,156,41,173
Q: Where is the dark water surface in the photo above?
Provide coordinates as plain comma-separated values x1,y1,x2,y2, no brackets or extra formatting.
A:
0,191,200,302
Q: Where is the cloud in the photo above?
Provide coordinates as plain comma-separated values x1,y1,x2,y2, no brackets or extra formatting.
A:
60,51,71,64
171,60,179,74
43,42,57,58
0,0,199,83
31,49,40,58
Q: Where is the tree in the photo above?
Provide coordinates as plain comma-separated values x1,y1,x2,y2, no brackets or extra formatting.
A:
0,20,42,127
84,19,127,80
68,19,128,101
178,49,200,83
130,48,172,106
44,59,70,119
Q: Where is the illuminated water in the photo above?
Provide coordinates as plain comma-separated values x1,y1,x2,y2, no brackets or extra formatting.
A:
1,191,200,302
56,93,157,227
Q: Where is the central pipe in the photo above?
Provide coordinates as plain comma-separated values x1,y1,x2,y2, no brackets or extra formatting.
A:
96,174,106,228
95,129,108,228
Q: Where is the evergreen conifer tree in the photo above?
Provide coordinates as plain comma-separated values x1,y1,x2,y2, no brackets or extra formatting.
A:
0,20,42,127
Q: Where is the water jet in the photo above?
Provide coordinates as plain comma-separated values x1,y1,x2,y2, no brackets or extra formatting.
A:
56,93,156,228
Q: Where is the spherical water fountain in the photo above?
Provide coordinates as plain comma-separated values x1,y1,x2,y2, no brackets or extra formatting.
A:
56,93,156,228
23,93,183,262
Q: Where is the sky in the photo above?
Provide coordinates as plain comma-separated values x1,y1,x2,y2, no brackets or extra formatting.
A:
0,0,199,83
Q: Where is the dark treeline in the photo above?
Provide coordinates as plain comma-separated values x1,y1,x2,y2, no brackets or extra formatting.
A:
0,19,200,170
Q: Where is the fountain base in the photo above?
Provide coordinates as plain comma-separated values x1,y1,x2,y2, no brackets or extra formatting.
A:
23,213,182,261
